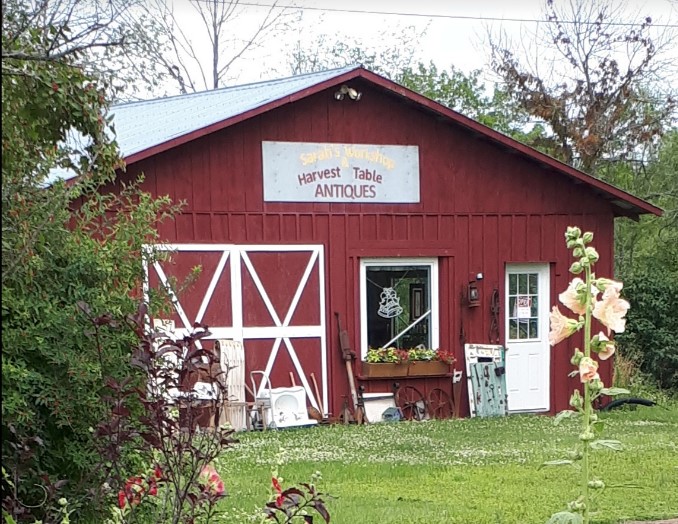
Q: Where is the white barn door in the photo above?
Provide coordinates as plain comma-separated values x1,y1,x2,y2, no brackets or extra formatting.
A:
143,244,327,415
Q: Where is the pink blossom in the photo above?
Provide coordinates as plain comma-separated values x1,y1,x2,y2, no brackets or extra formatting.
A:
595,332,616,361
592,283,630,334
548,307,579,346
579,357,599,383
200,464,225,496
558,278,589,315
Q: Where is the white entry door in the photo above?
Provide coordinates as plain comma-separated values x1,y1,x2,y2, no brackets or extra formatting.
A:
504,264,550,412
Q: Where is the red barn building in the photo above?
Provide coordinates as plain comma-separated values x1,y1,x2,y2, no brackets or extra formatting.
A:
107,66,660,419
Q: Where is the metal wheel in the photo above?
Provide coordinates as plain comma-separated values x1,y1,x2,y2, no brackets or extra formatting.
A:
395,385,427,421
428,388,453,419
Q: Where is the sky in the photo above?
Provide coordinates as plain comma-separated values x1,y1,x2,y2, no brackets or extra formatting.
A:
203,0,678,87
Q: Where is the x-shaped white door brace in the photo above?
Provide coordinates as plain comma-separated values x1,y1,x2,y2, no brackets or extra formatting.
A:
143,244,327,414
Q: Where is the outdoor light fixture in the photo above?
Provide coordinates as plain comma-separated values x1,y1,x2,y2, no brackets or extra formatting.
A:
334,84,362,101
467,280,480,308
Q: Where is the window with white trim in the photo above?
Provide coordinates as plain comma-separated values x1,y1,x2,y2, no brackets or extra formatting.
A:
360,259,439,357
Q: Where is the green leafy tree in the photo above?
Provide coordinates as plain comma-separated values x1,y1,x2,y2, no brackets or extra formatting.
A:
614,131,678,390
397,61,539,141
2,0,177,512
284,24,424,80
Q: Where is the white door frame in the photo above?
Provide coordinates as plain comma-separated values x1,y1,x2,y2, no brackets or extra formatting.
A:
143,244,328,414
504,263,550,413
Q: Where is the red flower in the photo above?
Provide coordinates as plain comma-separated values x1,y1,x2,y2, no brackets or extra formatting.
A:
120,476,145,507
199,464,225,496
118,490,126,509
272,477,282,493
148,483,158,496
272,477,284,507
154,465,163,479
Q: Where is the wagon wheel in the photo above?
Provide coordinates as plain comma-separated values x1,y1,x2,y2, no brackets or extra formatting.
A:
428,388,453,420
395,385,427,421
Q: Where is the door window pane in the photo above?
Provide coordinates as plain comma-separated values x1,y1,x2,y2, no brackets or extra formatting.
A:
507,272,540,341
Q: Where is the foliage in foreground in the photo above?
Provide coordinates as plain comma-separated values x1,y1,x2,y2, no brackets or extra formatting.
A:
2,3,177,515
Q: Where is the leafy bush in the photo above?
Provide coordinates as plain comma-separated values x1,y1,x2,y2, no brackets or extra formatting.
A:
615,265,678,391
2,6,178,513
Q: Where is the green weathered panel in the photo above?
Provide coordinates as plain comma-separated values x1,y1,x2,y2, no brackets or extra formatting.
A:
469,362,507,418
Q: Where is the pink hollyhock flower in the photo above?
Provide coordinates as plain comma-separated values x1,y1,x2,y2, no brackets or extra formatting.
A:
548,307,579,346
579,357,599,383
200,465,225,496
558,278,589,315
592,283,630,334
595,332,616,361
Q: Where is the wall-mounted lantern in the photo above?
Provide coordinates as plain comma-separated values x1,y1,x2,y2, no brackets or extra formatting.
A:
467,273,483,308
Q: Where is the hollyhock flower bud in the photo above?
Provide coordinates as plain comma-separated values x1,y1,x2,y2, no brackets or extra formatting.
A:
569,389,583,410
565,226,582,241
549,307,580,346
582,232,594,244
579,429,595,441
570,348,584,366
588,377,604,393
585,247,599,262
569,261,584,274
593,278,622,293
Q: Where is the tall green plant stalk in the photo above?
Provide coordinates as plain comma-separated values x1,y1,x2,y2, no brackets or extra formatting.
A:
581,263,593,523
545,227,631,524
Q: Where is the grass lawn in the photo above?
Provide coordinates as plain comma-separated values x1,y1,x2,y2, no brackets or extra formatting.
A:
215,402,678,523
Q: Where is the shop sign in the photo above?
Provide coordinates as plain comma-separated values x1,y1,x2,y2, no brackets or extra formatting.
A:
516,296,532,319
262,141,420,203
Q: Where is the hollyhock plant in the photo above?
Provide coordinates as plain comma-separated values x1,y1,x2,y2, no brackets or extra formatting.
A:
544,227,630,524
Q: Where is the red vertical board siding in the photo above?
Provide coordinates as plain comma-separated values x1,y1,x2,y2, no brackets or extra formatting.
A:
175,214,194,241
192,141,211,211
124,85,627,417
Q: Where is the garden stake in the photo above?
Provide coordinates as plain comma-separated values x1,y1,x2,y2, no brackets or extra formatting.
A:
311,372,322,412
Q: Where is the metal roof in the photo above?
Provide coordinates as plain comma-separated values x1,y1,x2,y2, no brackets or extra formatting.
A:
111,66,358,159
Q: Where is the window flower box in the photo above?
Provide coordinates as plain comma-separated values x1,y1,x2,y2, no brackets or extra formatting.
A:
361,358,453,378
363,347,456,379
407,360,452,376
